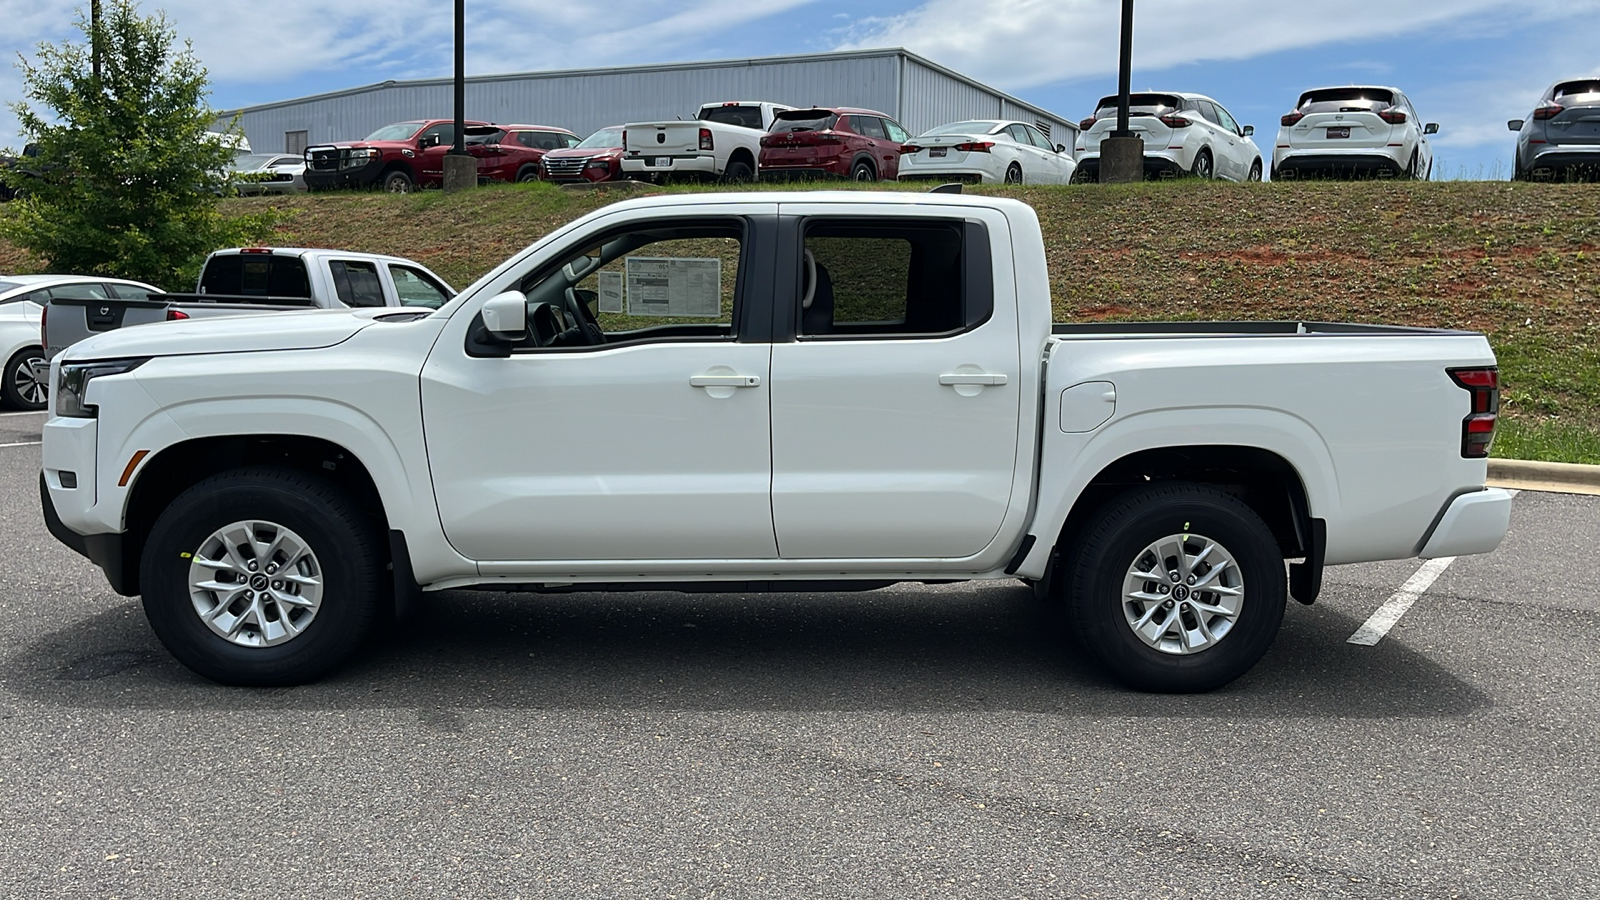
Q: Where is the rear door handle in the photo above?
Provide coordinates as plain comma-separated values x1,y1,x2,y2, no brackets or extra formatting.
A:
690,374,761,388
939,373,1008,386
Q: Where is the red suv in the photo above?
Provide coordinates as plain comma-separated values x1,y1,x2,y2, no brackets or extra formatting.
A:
539,126,626,183
758,108,911,181
466,124,581,183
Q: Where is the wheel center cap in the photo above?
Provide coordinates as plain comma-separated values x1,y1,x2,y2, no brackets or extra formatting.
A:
250,574,269,591
1172,585,1191,602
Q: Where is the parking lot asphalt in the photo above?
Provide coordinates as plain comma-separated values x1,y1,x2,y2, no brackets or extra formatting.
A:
1,416,1594,899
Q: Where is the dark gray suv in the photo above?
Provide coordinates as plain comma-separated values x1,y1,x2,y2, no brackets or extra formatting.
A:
1509,78,1600,181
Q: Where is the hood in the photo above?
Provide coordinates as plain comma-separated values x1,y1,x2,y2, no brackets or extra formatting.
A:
63,308,386,361
545,145,621,158
318,139,411,151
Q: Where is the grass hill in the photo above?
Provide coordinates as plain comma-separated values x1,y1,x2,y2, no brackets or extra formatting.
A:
3,179,1597,461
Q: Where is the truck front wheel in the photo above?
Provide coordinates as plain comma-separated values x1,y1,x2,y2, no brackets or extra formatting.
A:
1065,483,1285,692
381,169,414,193
139,467,385,686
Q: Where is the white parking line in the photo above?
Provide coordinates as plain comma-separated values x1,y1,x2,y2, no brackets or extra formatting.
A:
0,410,47,418
0,440,42,448
1348,489,1519,646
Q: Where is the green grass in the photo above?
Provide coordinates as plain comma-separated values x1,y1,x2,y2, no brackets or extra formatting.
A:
4,178,1598,462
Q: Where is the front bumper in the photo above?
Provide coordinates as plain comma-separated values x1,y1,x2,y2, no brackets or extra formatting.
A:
40,472,133,595
303,158,383,190
1418,488,1513,559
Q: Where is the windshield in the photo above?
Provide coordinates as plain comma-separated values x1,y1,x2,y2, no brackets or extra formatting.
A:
700,105,766,129
230,154,281,169
921,121,1002,137
1296,88,1395,112
364,121,426,142
770,111,839,133
1094,94,1184,117
577,127,624,149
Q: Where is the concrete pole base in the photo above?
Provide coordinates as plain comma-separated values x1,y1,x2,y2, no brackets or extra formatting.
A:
1099,135,1145,184
442,153,477,193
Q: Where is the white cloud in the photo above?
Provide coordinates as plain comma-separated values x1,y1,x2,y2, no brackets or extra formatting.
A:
835,0,1600,90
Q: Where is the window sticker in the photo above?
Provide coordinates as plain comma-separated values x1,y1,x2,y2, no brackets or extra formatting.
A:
597,270,624,313
624,257,721,317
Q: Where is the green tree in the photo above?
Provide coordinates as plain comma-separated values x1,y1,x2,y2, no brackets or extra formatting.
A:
0,1,272,289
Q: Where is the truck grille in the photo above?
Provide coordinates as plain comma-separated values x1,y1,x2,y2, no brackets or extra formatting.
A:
542,156,590,175
306,147,344,171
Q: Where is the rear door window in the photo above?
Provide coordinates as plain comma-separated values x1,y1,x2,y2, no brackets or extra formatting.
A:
852,116,887,140
797,220,990,339
329,260,386,307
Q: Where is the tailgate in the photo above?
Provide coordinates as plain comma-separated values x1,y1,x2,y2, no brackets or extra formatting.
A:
1548,104,1600,145
1289,111,1394,150
44,297,169,357
1083,116,1174,153
624,122,703,157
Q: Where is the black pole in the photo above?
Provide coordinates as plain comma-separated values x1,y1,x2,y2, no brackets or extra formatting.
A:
1114,0,1133,138
90,0,101,80
451,0,465,154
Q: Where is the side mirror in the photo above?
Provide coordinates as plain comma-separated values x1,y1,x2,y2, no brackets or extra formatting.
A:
1507,119,1524,132
1424,123,1440,135
1056,144,1067,153
480,290,528,339
1242,125,1255,137
419,134,439,149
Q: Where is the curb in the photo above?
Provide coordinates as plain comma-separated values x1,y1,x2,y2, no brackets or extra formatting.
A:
1488,458,1600,496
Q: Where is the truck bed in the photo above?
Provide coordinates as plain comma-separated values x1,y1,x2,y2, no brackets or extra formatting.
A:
1052,321,1473,337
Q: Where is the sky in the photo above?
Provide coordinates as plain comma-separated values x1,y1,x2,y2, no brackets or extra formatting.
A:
2,0,1598,180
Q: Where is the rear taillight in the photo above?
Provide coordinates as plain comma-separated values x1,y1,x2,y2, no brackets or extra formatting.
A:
1448,367,1499,458
1281,111,1304,126
1079,116,1096,131
901,144,922,154
40,303,47,351
1532,104,1565,121
166,309,189,321
621,129,628,149
1159,114,1192,128
953,141,994,152
698,127,713,151
1378,108,1408,124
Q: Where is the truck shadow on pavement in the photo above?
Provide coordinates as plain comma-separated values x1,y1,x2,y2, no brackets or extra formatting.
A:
9,581,1488,717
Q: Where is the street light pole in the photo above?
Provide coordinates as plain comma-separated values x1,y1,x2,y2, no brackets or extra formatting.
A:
1099,0,1143,183
90,0,101,80
442,0,475,191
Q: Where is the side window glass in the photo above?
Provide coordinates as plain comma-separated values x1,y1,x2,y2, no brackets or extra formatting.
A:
47,283,111,301
511,223,745,351
883,119,910,143
1031,127,1056,150
1195,101,1221,125
389,265,451,309
329,260,386,307
566,134,583,148
107,283,157,301
420,124,455,148
799,221,981,339
1006,124,1031,144
853,116,887,140
1214,104,1239,134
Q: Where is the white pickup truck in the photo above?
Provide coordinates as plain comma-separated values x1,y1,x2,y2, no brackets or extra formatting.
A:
621,101,793,182
39,191,1512,692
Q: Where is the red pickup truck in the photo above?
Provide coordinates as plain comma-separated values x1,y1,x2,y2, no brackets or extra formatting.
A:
304,120,579,192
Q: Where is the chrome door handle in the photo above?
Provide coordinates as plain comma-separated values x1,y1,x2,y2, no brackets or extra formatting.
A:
939,373,1008,386
690,374,761,388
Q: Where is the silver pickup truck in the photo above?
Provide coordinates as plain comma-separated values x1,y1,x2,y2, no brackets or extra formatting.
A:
41,247,455,365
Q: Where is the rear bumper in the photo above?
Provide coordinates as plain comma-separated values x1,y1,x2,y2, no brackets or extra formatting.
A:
759,165,851,181
1073,154,1187,181
1274,152,1403,178
1418,488,1513,559
620,154,716,177
1525,148,1600,176
897,160,998,183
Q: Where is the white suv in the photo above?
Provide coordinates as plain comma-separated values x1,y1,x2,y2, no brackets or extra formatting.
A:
1273,86,1438,180
1075,92,1262,182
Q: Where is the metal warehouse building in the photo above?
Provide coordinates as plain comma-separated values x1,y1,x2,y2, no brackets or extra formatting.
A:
220,48,1079,156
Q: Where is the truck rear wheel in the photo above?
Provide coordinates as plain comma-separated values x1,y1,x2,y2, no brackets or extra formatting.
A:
140,467,385,686
1065,483,1285,692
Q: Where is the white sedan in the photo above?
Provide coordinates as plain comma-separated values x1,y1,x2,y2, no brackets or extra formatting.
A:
1273,85,1438,180
897,120,1077,185
0,275,161,410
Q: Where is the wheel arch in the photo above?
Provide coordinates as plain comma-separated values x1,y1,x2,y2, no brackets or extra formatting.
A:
378,161,415,183
120,434,390,596
726,147,756,170
849,153,877,177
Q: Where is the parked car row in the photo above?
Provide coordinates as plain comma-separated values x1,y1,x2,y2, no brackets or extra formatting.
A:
301,120,581,192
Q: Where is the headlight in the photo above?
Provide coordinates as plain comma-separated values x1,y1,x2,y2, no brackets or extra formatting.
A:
586,158,609,169
56,358,148,418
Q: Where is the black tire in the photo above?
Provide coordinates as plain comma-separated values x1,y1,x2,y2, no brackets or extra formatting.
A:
140,467,386,686
381,169,413,193
1247,159,1263,182
850,159,876,182
516,166,540,183
2,347,47,410
1191,148,1215,179
1407,151,1422,181
722,157,755,183
1065,483,1286,693
1004,162,1023,185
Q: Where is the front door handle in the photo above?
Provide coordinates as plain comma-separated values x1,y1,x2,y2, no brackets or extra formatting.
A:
690,374,761,388
939,373,1008,386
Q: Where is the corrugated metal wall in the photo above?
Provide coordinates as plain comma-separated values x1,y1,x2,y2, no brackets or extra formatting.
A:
226,50,1076,154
